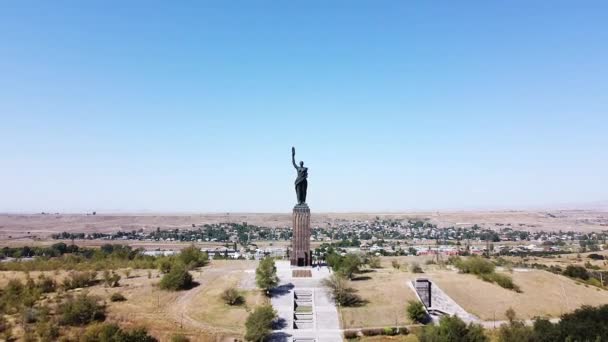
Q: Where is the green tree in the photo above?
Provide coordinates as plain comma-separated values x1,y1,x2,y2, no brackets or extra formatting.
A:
256,257,278,295
244,305,276,342
338,254,361,279
179,245,209,269
159,265,194,291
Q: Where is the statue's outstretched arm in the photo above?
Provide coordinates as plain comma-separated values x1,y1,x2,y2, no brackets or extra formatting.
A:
292,147,298,169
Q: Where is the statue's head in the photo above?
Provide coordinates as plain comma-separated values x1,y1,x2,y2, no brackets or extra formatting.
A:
299,161,304,167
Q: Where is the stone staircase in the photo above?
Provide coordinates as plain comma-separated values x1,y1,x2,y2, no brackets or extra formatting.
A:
293,289,315,333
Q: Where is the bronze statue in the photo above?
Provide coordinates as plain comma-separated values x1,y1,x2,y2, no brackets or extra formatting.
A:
291,147,308,205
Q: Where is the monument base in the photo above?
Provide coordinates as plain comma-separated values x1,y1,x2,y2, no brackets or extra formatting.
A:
290,203,312,267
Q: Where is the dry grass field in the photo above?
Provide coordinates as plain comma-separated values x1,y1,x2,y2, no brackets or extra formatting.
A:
0,260,262,342
339,255,608,330
339,262,421,329
426,268,608,320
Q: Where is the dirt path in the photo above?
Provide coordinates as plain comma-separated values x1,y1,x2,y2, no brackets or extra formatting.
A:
166,268,229,333
165,263,257,338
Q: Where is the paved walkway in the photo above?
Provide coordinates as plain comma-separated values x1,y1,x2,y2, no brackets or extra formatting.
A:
269,261,342,342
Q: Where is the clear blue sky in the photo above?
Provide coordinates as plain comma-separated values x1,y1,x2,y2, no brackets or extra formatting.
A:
1,1,607,213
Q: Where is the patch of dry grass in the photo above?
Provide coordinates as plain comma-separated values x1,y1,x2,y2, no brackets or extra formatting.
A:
339,267,418,329
188,272,267,333
426,268,608,320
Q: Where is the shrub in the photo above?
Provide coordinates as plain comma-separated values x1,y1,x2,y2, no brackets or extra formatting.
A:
171,334,190,342
588,253,605,260
454,256,495,275
479,272,520,292
82,323,158,342
368,256,382,268
420,315,488,342
244,305,276,342
411,263,424,273
62,271,97,290
563,265,590,280
407,300,427,323
36,274,56,293
1,279,26,312
383,327,397,335
59,294,105,326
22,307,39,323
110,292,126,302
159,265,194,291
221,287,244,305
343,330,358,339
158,258,173,274
391,260,401,270
587,278,602,288
362,328,383,336
35,319,59,342
103,270,121,287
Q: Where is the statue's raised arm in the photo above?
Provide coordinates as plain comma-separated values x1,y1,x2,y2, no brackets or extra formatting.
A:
291,146,308,205
291,146,298,169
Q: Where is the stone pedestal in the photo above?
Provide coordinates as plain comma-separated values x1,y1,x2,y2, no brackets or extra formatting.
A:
291,204,312,266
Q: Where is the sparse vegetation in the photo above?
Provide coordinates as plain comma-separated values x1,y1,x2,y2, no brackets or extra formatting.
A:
81,323,157,342
452,256,520,292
